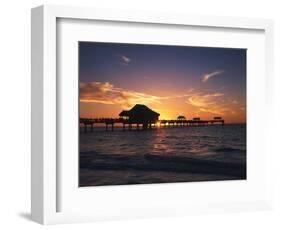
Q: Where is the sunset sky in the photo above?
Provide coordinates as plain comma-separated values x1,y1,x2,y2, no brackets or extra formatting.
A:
79,42,246,123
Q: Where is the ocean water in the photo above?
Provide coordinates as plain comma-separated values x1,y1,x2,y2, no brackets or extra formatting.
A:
79,124,246,186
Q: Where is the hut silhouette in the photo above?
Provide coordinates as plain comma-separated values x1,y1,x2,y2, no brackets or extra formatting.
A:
119,104,160,129
177,115,186,120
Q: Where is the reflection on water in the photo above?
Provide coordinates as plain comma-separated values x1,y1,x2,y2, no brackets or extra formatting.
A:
80,124,246,163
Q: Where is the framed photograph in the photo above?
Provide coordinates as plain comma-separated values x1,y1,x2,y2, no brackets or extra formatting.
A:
78,42,247,187
31,5,274,225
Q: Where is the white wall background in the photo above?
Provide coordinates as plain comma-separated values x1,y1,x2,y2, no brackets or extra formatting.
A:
0,0,280,229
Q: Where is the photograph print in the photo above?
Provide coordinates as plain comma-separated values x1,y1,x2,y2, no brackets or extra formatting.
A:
79,42,246,187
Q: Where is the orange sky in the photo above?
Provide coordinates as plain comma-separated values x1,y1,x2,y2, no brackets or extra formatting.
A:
79,81,246,123
79,42,246,124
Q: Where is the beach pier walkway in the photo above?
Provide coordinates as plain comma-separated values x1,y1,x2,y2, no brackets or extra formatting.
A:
80,117,224,132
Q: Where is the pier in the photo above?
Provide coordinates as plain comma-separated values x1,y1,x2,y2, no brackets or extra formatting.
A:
80,104,224,132
80,117,224,132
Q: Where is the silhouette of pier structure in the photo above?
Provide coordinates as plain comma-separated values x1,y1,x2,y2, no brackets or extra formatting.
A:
80,104,224,132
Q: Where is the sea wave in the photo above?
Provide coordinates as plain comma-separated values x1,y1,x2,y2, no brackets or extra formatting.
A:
80,151,246,178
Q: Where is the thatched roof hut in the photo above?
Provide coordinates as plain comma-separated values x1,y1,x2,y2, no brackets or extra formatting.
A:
119,104,160,126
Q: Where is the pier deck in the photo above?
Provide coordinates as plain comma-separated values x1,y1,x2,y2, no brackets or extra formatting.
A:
80,118,224,132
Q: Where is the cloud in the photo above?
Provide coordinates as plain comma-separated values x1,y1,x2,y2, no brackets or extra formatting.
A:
80,81,242,118
199,107,224,115
187,92,228,115
80,81,198,109
116,54,131,65
202,70,224,82
188,93,224,107
80,81,160,108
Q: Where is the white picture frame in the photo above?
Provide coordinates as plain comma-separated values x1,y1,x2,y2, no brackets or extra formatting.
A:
31,5,274,225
